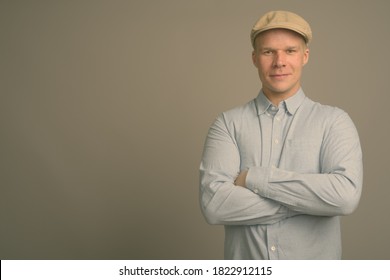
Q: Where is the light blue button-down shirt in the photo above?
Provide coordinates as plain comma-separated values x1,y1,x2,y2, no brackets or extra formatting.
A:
200,89,363,259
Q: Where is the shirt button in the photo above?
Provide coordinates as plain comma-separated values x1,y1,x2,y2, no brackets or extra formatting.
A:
274,139,279,144
275,117,280,121
271,245,276,251
271,106,277,111
254,189,258,194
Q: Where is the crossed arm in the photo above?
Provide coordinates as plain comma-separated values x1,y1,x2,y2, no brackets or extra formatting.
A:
199,112,363,226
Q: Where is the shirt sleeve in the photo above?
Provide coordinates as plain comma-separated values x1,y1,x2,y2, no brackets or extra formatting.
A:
246,111,363,216
199,114,298,225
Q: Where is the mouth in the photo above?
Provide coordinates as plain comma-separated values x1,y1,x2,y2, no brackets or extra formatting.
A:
270,74,290,78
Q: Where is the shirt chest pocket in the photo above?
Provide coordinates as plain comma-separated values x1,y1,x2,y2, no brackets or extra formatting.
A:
280,139,321,173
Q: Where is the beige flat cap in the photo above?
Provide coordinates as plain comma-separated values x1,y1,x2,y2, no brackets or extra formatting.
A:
250,11,312,48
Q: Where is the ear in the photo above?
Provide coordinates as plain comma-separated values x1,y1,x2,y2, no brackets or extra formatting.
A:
303,47,310,66
252,50,258,67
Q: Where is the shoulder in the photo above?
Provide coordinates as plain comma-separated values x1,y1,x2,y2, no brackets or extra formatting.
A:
301,98,358,137
219,99,257,123
208,99,258,137
303,97,348,121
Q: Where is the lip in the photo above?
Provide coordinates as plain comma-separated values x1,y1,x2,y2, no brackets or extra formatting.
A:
269,73,291,81
270,74,290,78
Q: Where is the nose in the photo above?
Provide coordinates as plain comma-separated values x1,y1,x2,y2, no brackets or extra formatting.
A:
273,51,286,68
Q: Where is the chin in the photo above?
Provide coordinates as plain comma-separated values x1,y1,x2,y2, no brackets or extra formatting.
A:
269,87,292,94
268,83,299,95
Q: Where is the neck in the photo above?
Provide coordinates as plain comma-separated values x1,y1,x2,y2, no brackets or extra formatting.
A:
262,87,300,106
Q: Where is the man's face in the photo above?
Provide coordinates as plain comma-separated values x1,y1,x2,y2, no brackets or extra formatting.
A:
252,28,309,101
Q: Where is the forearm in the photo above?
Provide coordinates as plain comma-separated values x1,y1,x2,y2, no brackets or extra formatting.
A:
200,168,298,226
246,164,362,216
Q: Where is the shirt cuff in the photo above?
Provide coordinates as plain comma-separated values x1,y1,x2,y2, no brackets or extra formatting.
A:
246,166,272,197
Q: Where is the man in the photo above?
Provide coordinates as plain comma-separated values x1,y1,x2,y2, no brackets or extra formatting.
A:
199,11,363,259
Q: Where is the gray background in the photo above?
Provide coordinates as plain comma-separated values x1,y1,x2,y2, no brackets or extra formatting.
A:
1,0,389,259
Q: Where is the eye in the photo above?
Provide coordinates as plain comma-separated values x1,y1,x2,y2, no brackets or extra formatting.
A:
263,50,273,55
286,49,297,54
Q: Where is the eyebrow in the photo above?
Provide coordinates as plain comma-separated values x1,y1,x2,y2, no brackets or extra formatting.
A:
260,46,300,51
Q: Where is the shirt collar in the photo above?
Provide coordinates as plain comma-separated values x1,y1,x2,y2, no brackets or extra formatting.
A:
255,88,306,116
